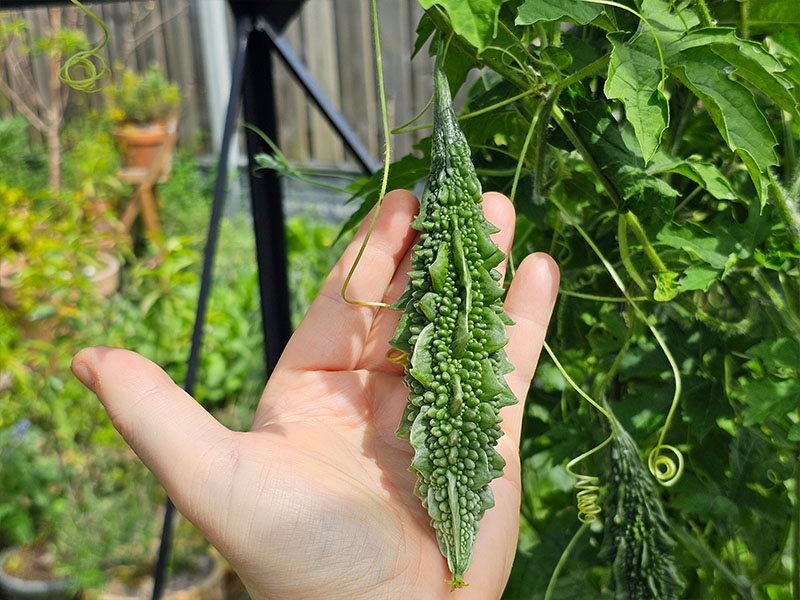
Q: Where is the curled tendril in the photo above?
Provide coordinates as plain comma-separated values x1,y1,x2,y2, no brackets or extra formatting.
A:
566,465,603,523
543,341,616,522
647,443,684,487
385,348,409,366
59,0,110,93
549,199,684,490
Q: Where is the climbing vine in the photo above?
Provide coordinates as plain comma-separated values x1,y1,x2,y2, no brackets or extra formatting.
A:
338,0,800,597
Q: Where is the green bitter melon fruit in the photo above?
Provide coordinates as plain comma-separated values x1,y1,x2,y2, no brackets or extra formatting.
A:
389,59,516,588
603,422,682,599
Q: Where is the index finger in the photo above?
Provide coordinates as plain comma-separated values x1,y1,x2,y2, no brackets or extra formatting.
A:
277,189,420,372
500,252,560,446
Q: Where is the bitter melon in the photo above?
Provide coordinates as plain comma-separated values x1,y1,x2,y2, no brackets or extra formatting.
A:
603,422,682,599
389,58,516,587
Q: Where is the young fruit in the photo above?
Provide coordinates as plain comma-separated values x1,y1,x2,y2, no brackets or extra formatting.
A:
390,58,515,588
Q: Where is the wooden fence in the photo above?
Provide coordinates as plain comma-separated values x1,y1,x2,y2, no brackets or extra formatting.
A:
0,0,435,168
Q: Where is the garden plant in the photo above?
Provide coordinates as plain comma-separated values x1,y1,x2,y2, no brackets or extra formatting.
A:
330,0,799,597
2,0,800,598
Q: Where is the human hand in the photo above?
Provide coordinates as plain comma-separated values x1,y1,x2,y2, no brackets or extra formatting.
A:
71,190,559,599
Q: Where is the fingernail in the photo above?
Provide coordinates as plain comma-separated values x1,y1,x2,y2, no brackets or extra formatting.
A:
72,360,96,393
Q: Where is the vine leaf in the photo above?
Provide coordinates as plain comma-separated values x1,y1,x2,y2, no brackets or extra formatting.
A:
652,271,680,301
335,147,430,242
646,154,736,200
740,379,800,426
555,97,678,216
665,27,799,120
412,12,436,59
655,221,734,270
745,338,800,371
678,263,719,292
668,46,778,205
605,31,669,163
419,0,509,53
515,0,608,28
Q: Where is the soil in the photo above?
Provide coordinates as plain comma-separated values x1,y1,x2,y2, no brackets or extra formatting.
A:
98,555,218,599
2,546,60,582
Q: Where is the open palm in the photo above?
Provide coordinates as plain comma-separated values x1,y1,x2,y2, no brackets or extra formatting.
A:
72,190,559,599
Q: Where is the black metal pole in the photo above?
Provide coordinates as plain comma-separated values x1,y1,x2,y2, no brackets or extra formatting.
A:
150,16,253,600
241,25,293,373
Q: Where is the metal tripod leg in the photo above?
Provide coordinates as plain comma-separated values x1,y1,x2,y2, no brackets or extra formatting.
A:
151,15,253,600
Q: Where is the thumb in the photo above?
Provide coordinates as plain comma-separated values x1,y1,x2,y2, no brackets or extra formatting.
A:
71,346,234,518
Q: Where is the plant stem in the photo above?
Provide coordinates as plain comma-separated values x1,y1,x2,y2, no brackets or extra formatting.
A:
673,183,704,214
532,87,560,203
551,105,623,208
625,211,668,272
592,326,634,399
340,0,392,308
740,0,750,39
559,289,648,303
785,112,798,185
695,0,714,27
544,522,589,600
770,171,800,247
753,268,800,336
669,88,695,158
512,102,542,197
670,523,757,600
558,55,611,89
618,215,651,296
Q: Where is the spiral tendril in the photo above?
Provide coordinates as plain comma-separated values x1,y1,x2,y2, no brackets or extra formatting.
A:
59,0,110,93
647,443,684,487
543,341,616,522
566,464,603,523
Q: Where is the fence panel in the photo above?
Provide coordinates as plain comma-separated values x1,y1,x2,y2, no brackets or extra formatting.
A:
0,1,436,168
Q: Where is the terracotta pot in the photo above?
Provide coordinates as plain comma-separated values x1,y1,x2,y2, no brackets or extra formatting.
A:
83,253,121,298
93,553,225,600
0,548,73,600
112,122,174,180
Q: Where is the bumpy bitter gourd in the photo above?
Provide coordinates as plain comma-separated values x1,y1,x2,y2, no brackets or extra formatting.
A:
389,59,517,588
603,422,682,599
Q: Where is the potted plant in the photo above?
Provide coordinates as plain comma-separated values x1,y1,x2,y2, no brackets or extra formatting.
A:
0,254,222,600
0,183,125,314
0,420,72,600
94,514,226,600
105,65,180,175
62,115,129,247
0,412,224,600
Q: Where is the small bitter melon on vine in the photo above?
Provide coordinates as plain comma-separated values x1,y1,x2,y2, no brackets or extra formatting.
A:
603,422,682,600
389,58,516,588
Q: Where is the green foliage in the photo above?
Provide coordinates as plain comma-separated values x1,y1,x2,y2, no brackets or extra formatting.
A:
158,151,216,240
0,422,62,548
104,64,181,125
285,215,346,328
0,118,47,192
61,113,125,202
345,0,800,596
0,184,124,315
0,123,262,589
